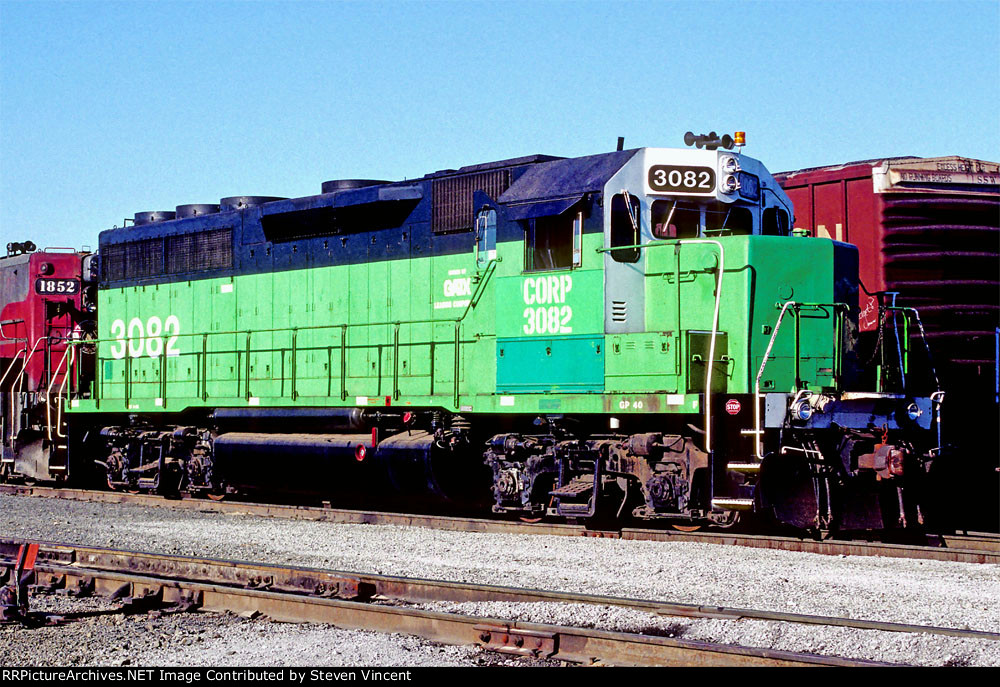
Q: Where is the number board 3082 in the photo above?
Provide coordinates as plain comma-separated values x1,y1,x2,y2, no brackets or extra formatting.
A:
647,165,716,194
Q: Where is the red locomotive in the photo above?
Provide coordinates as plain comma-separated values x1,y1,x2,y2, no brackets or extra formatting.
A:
0,242,93,481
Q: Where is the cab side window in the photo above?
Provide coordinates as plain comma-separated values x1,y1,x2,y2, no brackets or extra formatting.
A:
610,193,641,263
476,209,497,268
524,211,582,272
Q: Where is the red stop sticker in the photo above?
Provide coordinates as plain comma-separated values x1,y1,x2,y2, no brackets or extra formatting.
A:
725,399,741,415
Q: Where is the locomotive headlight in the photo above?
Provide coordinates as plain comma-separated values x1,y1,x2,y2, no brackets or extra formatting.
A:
720,156,740,174
792,399,813,422
906,403,921,421
721,174,739,194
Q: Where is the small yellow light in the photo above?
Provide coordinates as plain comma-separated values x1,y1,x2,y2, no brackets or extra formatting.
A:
734,131,746,146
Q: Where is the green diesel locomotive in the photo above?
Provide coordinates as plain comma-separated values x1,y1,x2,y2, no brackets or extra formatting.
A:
3,134,943,530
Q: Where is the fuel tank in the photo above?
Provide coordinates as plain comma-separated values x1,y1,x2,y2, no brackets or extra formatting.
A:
212,429,488,507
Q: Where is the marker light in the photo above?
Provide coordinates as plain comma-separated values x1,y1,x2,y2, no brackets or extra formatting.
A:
734,131,746,146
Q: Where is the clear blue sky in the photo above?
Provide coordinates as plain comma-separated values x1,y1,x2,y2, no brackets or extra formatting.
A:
2,0,998,249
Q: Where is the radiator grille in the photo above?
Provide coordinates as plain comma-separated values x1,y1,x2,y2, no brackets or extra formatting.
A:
432,169,512,234
102,228,232,282
125,240,163,279
100,244,126,282
167,229,233,273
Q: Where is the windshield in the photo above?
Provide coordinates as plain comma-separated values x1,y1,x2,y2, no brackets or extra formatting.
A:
651,199,753,238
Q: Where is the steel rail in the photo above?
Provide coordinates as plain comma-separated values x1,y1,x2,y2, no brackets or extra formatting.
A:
0,539,897,667
3,538,995,644
1,485,997,564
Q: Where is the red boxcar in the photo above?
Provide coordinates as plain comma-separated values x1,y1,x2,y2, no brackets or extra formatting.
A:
776,157,999,529
775,156,999,401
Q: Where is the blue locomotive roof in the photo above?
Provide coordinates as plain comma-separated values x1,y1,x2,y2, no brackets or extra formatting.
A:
96,148,644,287
258,183,424,219
498,149,639,205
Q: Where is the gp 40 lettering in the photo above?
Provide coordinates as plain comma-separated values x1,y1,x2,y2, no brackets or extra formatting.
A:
109,315,181,359
522,275,573,334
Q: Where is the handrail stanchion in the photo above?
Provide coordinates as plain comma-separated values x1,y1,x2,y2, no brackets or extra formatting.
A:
291,329,298,401
393,324,401,400
453,322,461,408
245,332,252,400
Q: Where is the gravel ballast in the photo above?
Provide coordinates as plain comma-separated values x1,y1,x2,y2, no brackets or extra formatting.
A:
3,595,545,667
1,494,998,666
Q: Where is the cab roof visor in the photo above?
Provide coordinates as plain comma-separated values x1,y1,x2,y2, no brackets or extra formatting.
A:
504,195,584,221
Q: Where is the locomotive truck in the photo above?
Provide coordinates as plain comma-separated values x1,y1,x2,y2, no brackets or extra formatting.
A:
0,134,945,531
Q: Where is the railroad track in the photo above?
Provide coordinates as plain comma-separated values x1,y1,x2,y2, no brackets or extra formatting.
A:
9,537,978,667
2,484,997,564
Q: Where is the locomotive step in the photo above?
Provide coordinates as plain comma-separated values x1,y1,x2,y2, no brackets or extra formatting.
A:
727,463,762,474
549,477,594,498
711,498,755,511
555,503,592,515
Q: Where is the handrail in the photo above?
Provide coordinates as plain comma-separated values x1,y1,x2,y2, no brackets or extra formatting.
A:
598,236,724,454
70,258,502,408
74,259,501,349
7,338,45,455
0,349,27,460
0,318,26,343
754,301,798,460
46,339,77,441
881,305,941,392
678,240,724,454
54,345,76,439
0,350,27,388
752,301,847,461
